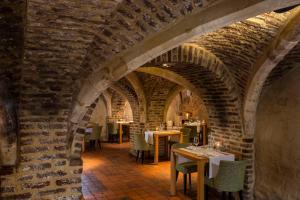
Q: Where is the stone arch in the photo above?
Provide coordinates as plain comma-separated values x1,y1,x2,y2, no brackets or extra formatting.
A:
110,79,143,147
126,72,147,123
108,87,133,122
148,44,238,95
70,0,298,125
244,7,300,137
110,81,140,121
163,85,184,122
136,66,201,96
102,91,112,117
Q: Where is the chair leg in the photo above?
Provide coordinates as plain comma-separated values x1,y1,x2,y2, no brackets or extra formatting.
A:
176,171,179,182
98,140,101,149
142,151,145,164
205,185,209,200
183,174,187,195
188,173,192,190
222,192,226,200
239,191,243,200
136,150,140,163
229,192,232,200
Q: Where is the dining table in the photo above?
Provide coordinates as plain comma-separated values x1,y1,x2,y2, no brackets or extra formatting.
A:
145,130,183,164
116,121,131,144
170,145,234,200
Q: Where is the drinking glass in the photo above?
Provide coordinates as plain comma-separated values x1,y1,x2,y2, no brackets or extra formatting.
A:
193,136,199,146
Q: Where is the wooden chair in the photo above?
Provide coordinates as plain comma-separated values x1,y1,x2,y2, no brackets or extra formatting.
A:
168,127,191,158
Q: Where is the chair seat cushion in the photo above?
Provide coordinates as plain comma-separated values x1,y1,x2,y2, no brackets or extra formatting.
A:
176,162,198,174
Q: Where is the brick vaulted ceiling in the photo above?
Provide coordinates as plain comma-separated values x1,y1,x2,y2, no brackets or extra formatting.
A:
189,12,292,98
0,1,299,115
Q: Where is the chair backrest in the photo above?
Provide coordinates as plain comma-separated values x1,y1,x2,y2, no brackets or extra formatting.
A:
171,143,192,164
122,125,130,136
107,122,118,135
214,160,247,192
184,125,197,139
90,125,102,140
180,127,191,143
133,134,149,151
84,128,92,142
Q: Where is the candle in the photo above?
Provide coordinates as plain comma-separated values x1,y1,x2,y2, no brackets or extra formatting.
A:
215,141,221,150
186,113,189,119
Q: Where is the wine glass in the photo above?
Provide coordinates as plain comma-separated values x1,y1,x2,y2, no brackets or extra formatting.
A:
193,136,199,146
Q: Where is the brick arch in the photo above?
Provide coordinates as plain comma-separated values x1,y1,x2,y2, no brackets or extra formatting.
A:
163,85,184,122
102,90,112,117
163,85,209,123
70,78,142,157
126,72,147,123
70,0,297,125
148,44,238,95
137,50,245,149
244,8,300,137
110,79,144,146
140,44,241,124
136,67,200,96
109,85,135,122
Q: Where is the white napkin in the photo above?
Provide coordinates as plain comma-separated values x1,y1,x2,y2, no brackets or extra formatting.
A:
144,131,154,145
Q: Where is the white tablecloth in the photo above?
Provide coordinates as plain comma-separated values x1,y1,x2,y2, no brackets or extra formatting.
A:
145,131,154,145
180,146,235,178
85,128,93,134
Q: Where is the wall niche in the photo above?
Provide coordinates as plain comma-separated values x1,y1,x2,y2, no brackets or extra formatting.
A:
255,67,300,200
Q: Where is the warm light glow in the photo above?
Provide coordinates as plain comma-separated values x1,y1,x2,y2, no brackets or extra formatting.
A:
185,112,189,119
162,63,171,68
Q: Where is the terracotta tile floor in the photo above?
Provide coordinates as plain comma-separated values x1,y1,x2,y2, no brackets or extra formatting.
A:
82,143,219,200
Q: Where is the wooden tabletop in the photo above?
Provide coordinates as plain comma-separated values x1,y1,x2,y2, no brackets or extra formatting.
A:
153,130,181,136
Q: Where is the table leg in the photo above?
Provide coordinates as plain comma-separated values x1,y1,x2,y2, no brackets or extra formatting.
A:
197,161,205,200
179,133,183,143
170,150,177,196
164,136,168,157
119,124,123,144
154,135,159,164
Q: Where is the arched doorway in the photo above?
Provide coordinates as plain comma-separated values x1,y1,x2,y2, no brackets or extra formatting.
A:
165,89,209,127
